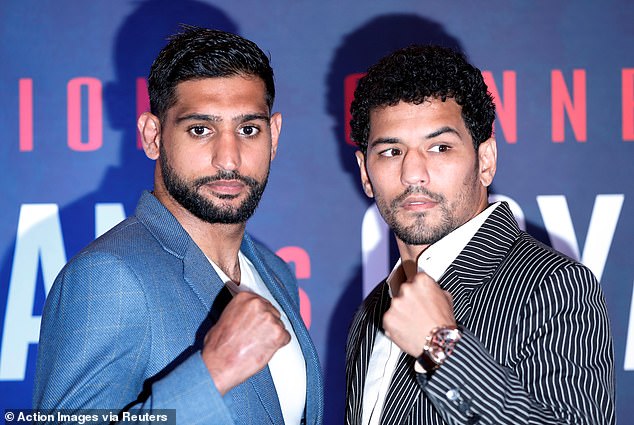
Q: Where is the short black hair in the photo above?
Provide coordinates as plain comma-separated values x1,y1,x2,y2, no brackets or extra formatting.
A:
350,45,495,154
148,25,275,121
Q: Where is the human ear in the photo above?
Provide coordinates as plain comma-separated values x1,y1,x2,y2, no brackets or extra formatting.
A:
355,150,374,198
137,112,161,160
269,112,282,160
478,137,497,187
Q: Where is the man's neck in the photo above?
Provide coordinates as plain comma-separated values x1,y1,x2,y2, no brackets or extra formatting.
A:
190,221,245,282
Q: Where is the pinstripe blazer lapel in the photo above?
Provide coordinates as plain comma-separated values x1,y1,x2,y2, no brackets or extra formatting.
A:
346,281,390,424
440,202,520,325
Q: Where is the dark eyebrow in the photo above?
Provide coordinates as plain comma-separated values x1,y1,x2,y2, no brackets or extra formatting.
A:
368,137,399,150
175,113,220,124
174,113,270,125
368,126,462,150
239,113,270,123
426,126,461,139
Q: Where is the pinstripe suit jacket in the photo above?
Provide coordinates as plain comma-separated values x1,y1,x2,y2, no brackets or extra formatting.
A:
345,202,615,424
34,191,324,425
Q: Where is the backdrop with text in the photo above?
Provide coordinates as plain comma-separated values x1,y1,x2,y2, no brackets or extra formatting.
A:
1,1,633,423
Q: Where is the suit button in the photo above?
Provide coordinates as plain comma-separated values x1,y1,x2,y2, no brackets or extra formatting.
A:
446,388,460,401
467,414,480,424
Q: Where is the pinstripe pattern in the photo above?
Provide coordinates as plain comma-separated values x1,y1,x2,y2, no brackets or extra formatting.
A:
345,202,615,424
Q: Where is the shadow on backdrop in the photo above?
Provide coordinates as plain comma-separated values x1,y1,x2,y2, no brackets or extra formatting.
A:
322,14,464,425
0,0,239,409
326,14,463,195
59,0,239,255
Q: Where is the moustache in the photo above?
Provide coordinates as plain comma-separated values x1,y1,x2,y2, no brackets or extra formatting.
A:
194,170,259,189
391,186,445,208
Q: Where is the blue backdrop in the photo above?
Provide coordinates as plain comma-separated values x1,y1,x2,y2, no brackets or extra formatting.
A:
1,1,633,423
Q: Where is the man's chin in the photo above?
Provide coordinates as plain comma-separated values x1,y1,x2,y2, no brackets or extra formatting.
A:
196,192,249,213
394,212,430,228
197,208,252,225
390,217,447,245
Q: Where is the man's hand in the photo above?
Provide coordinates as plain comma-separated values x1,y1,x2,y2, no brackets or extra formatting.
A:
201,291,290,395
383,271,456,357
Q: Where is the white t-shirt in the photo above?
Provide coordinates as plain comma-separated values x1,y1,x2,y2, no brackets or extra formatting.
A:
209,251,307,425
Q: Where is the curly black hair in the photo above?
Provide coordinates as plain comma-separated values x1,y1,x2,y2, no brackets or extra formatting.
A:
350,45,495,154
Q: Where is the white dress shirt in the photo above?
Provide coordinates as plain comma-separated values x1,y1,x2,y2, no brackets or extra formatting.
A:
209,251,307,425
362,202,500,425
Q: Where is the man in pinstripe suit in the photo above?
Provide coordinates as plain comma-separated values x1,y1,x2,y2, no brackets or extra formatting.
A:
345,45,615,424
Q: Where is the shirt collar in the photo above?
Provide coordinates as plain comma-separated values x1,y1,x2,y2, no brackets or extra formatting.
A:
387,202,501,297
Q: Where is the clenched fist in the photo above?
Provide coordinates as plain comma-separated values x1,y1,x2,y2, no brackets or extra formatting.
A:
202,291,290,395
383,271,456,357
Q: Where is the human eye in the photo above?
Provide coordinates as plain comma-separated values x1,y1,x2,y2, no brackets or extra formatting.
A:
188,125,212,137
238,125,261,138
378,147,402,157
428,144,450,153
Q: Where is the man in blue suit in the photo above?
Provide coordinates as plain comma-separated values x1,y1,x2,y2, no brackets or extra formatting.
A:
34,26,323,425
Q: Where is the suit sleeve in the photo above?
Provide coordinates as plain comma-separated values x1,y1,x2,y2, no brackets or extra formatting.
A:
33,251,235,425
419,263,615,424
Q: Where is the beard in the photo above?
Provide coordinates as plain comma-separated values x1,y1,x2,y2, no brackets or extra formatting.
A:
373,158,482,246
375,185,469,246
159,149,268,224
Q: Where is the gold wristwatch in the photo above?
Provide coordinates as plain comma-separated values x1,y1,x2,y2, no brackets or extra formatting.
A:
416,326,462,375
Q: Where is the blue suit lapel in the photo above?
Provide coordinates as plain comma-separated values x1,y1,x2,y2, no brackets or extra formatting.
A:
182,241,226,311
241,234,323,425
176,235,285,424
136,191,227,311
166,224,227,314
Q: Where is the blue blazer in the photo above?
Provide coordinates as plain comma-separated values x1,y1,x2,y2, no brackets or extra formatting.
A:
34,191,324,425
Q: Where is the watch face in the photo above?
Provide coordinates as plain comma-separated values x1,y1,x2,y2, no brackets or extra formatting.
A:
429,327,461,363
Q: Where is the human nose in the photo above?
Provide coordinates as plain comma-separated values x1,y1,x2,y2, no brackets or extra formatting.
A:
400,150,429,186
211,132,241,171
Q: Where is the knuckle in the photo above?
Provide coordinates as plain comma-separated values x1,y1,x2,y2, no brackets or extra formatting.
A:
414,273,431,286
273,326,289,345
261,311,281,329
244,293,267,310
